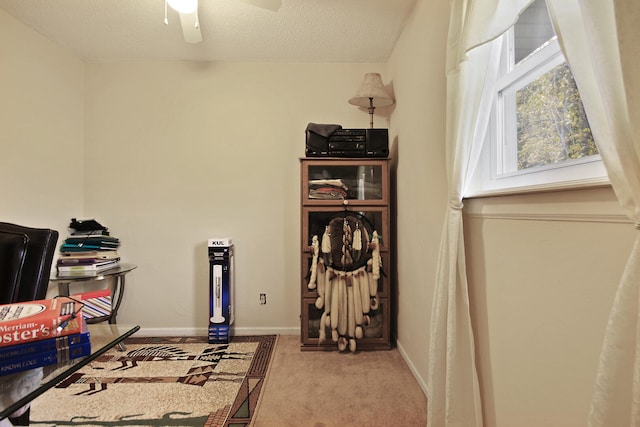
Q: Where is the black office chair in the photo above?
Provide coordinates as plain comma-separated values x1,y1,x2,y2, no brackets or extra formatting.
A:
0,223,58,426
0,222,58,303
0,231,29,304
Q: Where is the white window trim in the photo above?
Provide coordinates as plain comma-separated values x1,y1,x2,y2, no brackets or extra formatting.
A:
465,26,609,198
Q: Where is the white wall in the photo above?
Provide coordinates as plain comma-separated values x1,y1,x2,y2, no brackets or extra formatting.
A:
83,61,389,334
0,9,84,259
465,188,634,426
387,0,450,393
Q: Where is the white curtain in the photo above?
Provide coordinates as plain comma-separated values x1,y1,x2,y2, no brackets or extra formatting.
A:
427,1,531,426
546,1,640,425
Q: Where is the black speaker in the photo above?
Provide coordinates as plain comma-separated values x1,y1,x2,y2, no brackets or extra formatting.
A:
365,129,389,157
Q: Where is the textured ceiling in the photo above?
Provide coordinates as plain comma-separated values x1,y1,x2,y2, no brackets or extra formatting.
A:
0,0,417,62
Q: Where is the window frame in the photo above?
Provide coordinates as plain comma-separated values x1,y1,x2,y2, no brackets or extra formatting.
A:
465,8,609,198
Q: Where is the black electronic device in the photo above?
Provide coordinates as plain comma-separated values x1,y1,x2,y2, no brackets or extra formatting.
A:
305,128,389,158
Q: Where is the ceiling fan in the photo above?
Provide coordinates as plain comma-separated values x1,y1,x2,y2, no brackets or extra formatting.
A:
165,0,283,44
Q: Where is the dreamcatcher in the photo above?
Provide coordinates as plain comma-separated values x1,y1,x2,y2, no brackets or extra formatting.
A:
306,210,382,352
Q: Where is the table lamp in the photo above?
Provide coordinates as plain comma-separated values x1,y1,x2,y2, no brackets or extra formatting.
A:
348,73,394,128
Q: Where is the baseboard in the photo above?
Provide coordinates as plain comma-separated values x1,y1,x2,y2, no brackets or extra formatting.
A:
396,339,430,398
136,326,300,337
236,326,300,336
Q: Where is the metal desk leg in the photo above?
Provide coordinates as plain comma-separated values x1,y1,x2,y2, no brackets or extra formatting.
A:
109,274,127,351
109,274,126,325
57,277,128,351
57,282,71,297
109,323,127,351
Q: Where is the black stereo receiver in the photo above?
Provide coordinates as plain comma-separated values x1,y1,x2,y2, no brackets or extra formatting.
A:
306,128,389,158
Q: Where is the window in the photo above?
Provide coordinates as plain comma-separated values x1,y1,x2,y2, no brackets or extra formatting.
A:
466,0,608,196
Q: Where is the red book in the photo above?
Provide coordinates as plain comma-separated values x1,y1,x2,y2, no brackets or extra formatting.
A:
0,297,83,348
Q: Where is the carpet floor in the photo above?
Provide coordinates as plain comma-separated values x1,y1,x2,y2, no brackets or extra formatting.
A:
28,335,277,427
252,335,428,427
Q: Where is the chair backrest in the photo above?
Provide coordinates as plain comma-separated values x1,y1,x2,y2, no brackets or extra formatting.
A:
0,223,59,303
0,231,28,304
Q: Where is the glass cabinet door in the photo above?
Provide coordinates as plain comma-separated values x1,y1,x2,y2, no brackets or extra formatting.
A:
301,252,389,299
302,207,389,253
302,298,389,347
301,159,389,206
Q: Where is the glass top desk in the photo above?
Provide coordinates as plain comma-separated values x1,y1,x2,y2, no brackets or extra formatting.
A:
0,323,140,423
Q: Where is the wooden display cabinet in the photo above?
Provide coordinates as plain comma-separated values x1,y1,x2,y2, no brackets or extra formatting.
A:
300,157,392,351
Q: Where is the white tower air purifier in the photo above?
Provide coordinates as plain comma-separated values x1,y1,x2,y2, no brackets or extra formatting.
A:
207,238,234,343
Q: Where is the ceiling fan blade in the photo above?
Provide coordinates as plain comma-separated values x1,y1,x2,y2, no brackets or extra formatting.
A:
236,0,282,12
178,11,202,44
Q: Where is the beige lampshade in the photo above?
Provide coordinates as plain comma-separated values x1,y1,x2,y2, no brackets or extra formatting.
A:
348,73,394,108
167,0,198,13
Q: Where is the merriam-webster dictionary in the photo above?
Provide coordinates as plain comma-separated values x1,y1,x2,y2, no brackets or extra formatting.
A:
0,297,83,348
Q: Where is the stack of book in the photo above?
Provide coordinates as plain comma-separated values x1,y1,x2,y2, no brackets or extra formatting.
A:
57,233,121,277
0,297,91,376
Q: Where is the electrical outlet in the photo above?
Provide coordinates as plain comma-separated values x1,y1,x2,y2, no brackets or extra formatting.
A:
259,293,267,305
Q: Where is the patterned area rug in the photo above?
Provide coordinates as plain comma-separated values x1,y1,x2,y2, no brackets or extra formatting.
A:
29,335,277,426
